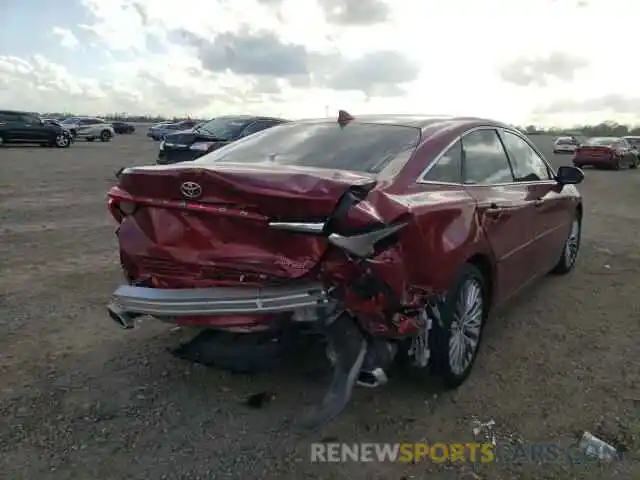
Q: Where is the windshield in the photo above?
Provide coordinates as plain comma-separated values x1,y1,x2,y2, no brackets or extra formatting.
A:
195,121,421,174
196,117,253,140
586,137,618,146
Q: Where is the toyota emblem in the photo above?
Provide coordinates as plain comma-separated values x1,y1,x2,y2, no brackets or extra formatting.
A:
180,181,202,199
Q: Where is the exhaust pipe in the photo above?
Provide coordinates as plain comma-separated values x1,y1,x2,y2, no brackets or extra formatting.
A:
107,303,142,329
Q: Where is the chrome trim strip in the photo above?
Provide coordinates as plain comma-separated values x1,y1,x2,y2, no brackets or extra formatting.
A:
268,221,327,234
110,283,333,316
415,125,557,187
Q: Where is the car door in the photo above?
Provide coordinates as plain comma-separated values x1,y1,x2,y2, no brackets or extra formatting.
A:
461,128,539,303
497,128,571,274
18,114,49,142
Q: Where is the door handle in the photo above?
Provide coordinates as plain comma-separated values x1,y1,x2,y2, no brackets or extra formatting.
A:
486,203,507,215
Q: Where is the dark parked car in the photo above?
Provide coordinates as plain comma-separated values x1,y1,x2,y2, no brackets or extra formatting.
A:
157,115,289,164
573,137,638,170
112,121,136,134
147,120,199,140
106,112,584,427
0,110,72,147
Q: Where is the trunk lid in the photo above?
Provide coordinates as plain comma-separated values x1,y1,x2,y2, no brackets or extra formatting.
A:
112,164,377,280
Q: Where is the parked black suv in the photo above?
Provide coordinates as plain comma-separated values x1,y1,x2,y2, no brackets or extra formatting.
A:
157,115,289,164
112,121,136,134
0,110,73,147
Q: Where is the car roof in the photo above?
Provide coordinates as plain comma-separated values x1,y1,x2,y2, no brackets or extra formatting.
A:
293,114,511,134
0,109,38,115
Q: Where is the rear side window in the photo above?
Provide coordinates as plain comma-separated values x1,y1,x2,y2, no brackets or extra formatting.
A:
499,130,553,181
462,129,514,184
422,141,462,183
198,122,421,174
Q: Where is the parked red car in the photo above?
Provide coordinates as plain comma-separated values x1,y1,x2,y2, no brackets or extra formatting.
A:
573,137,638,170
106,112,584,427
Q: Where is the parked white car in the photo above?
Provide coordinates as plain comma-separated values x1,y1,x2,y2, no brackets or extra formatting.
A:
59,117,115,142
553,136,579,154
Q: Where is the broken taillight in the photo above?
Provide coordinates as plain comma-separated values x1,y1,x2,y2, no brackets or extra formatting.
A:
108,199,137,223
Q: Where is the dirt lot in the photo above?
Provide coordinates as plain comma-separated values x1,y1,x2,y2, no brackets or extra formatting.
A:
1,132,638,480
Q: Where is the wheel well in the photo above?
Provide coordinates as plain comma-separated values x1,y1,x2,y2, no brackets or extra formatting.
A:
467,253,493,310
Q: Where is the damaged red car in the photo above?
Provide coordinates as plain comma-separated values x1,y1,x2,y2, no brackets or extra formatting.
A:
107,112,584,427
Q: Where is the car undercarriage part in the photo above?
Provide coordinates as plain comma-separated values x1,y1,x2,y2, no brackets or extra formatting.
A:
297,310,367,429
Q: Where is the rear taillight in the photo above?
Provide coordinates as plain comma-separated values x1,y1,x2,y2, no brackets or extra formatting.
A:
108,199,137,223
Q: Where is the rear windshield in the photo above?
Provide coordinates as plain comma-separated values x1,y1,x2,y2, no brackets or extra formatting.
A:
196,122,421,174
556,138,575,145
586,137,618,146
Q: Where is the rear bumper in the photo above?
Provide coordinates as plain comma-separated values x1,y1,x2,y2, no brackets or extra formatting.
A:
108,283,335,318
573,157,614,166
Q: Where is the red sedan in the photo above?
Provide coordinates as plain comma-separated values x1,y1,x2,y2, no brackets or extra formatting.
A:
573,136,638,170
106,112,584,427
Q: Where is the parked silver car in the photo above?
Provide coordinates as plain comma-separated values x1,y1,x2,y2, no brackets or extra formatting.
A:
59,117,115,142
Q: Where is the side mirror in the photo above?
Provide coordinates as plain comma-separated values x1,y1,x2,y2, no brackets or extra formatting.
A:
556,165,584,185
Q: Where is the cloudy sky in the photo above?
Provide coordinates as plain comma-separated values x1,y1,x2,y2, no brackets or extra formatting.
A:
0,0,638,126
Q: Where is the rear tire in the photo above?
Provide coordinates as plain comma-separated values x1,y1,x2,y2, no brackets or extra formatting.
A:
428,264,487,388
551,212,581,275
100,130,111,142
86,137,95,142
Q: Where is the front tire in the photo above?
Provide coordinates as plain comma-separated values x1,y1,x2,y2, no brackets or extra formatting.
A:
428,264,487,388
100,130,112,142
551,213,581,275
54,133,71,148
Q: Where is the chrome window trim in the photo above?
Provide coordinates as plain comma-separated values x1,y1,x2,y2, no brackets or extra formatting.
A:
416,125,557,187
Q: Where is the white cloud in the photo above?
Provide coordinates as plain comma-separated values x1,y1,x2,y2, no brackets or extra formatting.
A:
1,0,639,125
51,27,80,50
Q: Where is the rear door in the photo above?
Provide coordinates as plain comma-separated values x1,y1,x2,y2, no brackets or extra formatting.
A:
0,112,23,141
461,128,539,303
497,128,571,274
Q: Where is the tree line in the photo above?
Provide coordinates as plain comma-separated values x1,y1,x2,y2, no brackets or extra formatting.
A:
35,112,640,137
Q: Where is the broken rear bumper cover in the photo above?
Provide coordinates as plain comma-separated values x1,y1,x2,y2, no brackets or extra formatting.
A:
107,283,337,322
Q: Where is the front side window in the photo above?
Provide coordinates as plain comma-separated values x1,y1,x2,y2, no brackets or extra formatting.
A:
500,130,553,182
196,121,421,174
462,129,514,184
422,140,462,183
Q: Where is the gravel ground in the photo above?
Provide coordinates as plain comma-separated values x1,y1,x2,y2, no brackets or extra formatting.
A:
0,132,638,480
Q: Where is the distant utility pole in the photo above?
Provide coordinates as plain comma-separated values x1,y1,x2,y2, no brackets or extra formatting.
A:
325,105,329,117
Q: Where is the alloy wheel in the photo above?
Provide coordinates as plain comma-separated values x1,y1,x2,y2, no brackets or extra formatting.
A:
55,134,69,147
564,218,580,268
448,278,483,375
